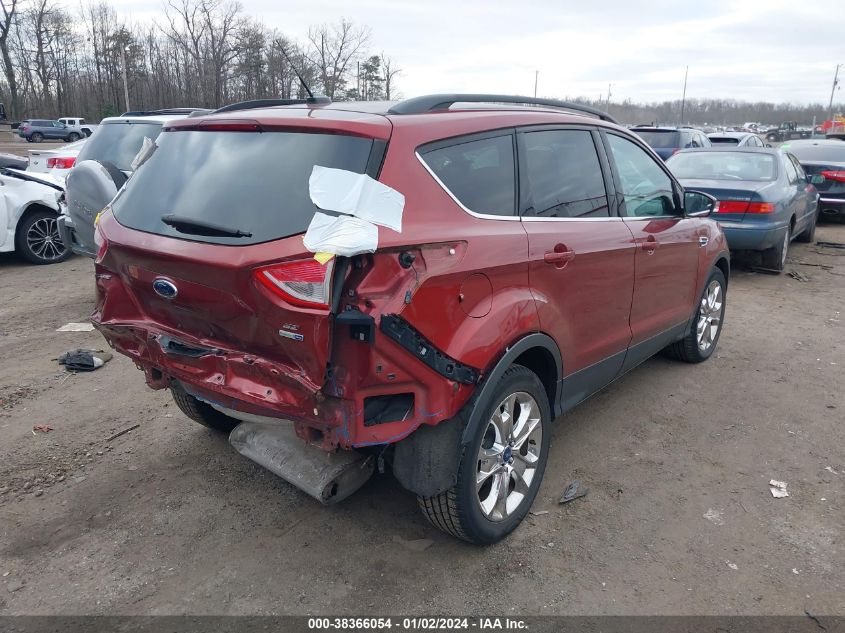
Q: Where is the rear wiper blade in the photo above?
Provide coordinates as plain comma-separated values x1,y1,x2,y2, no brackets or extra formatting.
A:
161,214,252,238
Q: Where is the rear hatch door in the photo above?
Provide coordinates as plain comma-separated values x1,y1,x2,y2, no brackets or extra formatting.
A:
103,116,391,389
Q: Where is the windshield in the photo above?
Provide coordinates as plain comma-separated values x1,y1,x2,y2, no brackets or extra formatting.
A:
632,130,680,148
77,121,163,172
784,143,845,163
111,129,375,246
667,151,778,181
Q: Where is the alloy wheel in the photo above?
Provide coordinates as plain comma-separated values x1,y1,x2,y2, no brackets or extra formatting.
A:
696,280,724,352
26,216,66,262
476,391,543,522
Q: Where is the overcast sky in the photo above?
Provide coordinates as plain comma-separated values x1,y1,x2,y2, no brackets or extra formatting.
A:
109,0,843,105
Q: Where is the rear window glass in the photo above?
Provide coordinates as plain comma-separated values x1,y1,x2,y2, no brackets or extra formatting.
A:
112,130,374,246
77,121,163,172
667,151,777,181
784,143,845,162
420,135,515,216
521,129,609,218
631,130,680,148
709,137,740,144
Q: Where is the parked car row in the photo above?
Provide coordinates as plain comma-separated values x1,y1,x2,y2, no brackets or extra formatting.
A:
17,118,87,143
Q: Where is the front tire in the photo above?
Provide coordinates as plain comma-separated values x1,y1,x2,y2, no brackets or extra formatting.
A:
15,210,71,265
664,268,726,363
418,365,551,544
171,383,240,433
68,132,81,142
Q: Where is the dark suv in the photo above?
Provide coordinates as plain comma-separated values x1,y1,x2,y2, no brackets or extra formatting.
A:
631,126,712,160
17,119,78,143
92,94,729,543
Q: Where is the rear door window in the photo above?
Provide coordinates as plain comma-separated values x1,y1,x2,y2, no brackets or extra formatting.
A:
519,129,609,218
112,130,376,246
419,134,516,216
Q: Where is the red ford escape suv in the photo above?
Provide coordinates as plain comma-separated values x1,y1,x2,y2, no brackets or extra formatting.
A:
92,94,729,544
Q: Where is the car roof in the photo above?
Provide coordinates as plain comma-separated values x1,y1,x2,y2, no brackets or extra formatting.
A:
100,113,196,125
708,132,752,138
781,139,845,148
674,146,781,155
167,98,631,141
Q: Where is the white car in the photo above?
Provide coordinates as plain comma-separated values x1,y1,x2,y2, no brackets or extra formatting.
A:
0,170,69,264
57,117,97,138
27,139,86,182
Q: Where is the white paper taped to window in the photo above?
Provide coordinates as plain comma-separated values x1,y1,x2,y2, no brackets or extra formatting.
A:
309,165,404,232
302,212,378,257
130,136,157,171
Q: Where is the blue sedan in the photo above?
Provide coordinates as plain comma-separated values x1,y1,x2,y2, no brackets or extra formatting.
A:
667,147,819,271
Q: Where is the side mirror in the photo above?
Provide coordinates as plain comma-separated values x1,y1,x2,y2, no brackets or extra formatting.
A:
765,143,772,148
810,174,825,185
684,190,718,217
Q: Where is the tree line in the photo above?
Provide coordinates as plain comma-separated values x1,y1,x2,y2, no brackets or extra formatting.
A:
586,96,844,127
0,0,841,126
0,0,402,121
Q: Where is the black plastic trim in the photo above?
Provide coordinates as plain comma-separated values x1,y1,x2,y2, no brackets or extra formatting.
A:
380,315,480,384
388,93,618,124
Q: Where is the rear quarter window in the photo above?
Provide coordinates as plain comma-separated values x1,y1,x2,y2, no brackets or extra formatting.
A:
419,134,516,216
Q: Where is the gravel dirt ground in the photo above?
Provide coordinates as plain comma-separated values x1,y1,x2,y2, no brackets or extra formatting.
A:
0,223,843,616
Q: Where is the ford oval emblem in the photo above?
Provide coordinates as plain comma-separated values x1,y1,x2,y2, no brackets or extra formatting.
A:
152,278,178,299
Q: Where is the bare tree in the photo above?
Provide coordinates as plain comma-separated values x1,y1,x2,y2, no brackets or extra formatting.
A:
307,19,369,99
380,53,400,101
0,0,20,117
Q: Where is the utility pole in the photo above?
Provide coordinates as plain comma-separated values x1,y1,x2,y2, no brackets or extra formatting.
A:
829,63,841,121
534,70,538,98
607,84,612,107
680,65,689,125
120,43,130,113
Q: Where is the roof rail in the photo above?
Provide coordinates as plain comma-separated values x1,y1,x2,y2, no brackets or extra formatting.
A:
212,96,331,115
387,94,619,124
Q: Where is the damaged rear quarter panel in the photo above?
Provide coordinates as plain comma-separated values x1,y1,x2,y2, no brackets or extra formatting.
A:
326,125,540,445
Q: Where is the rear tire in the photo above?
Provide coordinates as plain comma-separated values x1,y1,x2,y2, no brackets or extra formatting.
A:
761,225,790,271
171,383,240,433
796,211,817,243
417,365,551,544
664,268,726,363
31,132,43,143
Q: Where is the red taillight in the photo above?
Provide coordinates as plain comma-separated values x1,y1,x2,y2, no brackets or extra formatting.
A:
46,157,76,169
746,202,775,214
716,200,748,214
716,200,774,214
821,170,845,183
254,258,335,309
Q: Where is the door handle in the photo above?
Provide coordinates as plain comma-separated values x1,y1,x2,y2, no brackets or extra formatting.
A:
640,237,660,252
544,245,575,268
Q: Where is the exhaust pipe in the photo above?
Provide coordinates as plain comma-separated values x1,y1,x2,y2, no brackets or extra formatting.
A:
229,421,374,504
